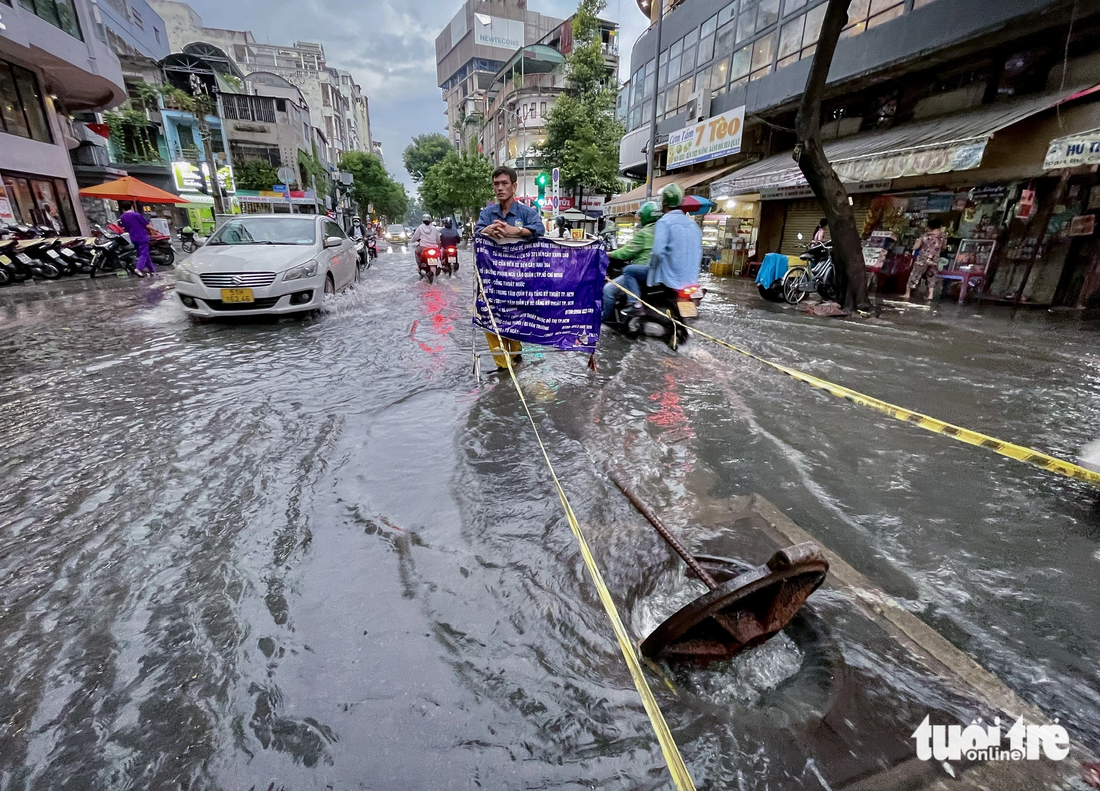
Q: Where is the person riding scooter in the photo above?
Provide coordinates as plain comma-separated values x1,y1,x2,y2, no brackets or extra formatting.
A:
410,213,440,266
602,200,660,322
440,217,460,249
351,216,365,241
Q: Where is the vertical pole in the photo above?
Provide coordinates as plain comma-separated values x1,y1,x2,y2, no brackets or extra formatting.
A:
521,47,527,205
312,174,319,214
645,0,664,200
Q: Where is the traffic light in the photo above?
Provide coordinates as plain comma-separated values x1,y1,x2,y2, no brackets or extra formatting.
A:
536,171,548,208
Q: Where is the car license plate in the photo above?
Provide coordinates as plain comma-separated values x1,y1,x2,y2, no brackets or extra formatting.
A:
677,300,698,318
220,288,254,303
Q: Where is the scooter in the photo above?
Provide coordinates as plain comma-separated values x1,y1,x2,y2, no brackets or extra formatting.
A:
179,226,206,253
108,223,175,267
91,225,138,277
417,245,441,284
441,243,459,276
604,260,704,349
366,234,378,263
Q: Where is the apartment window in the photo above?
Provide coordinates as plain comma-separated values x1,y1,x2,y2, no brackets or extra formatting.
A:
843,0,904,37
698,15,718,63
17,0,82,39
717,1,736,27
758,0,780,29
730,44,751,84
750,32,776,81
540,101,546,116
778,15,804,65
783,0,807,14
0,61,52,143
708,56,729,100
736,7,755,43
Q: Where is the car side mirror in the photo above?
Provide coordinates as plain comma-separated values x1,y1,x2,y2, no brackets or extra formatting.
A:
324,236,343,248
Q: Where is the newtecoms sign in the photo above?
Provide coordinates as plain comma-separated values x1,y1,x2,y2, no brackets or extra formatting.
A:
667,106,746,170
474,14,524,51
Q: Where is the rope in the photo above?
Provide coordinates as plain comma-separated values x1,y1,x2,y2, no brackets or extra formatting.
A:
608,279,1100,487
472,260,698,791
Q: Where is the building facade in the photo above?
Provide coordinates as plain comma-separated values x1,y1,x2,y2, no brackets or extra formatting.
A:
148,0,373,165
435,0,563,149
612,0,1100,306
1,0,127,234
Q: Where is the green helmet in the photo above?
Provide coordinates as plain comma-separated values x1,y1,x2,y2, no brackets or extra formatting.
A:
661,183,684,209
639,201,660,226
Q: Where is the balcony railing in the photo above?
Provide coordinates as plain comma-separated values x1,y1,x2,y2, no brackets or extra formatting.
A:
17,0,83,40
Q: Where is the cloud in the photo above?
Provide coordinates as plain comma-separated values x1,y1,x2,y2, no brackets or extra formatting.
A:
185,0,651,189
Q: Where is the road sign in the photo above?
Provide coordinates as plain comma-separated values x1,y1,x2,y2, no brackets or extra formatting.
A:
274,183,291,203
277,166,295,185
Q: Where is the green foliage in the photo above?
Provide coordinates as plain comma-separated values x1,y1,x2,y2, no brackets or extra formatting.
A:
536,0,623,196
338,151,408,222
105,109,160,164
298,148,329,199
419,150,494,221
402,133,453,183
235,158,280,191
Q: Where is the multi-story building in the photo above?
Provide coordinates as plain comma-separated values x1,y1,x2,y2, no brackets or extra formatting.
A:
1,0,127,234
478,16,619,203
148,0,373,165
612,0,1100,306
435,0,563,149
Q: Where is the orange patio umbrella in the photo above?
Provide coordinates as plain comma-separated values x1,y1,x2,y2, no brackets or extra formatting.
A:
79,176,186,204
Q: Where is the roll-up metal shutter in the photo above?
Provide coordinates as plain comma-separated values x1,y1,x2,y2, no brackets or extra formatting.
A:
778,195,877,255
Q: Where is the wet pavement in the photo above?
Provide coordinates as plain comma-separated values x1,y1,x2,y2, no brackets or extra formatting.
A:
1,246,1098,789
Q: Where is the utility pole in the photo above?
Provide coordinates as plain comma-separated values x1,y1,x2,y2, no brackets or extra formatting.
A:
189,73,225,216
644,0,665,199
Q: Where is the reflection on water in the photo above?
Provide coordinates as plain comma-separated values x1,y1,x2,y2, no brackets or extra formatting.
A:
0,255,1097,788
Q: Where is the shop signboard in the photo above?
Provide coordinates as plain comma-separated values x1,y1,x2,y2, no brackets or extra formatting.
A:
1017,188,1037,220
666,106,745,170
173,162,237,195
1043,129,1100,170
1069,215,1096,237
758,180,891,201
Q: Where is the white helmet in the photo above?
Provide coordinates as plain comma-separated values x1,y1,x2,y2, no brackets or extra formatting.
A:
422,213,431,222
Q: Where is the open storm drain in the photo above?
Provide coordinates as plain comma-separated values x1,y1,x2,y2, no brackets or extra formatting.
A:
610,470,828,664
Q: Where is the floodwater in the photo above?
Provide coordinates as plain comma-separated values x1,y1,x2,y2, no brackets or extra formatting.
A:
0,247,1098,789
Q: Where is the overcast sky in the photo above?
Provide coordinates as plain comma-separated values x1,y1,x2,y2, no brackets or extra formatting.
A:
186,0,647,193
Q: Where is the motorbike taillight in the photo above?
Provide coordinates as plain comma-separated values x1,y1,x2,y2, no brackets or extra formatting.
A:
427,249,439,258
678,286,700,299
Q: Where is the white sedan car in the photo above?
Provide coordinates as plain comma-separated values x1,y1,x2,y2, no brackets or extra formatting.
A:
174,214,359,317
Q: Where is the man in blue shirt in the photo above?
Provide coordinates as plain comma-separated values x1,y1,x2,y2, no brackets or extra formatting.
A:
647,183,702,292
476,166,545,369
476,166,546,240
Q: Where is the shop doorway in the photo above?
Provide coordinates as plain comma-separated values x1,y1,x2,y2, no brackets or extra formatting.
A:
2,172,80,234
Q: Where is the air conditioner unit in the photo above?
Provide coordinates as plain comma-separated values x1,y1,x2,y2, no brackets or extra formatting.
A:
686,90,710,122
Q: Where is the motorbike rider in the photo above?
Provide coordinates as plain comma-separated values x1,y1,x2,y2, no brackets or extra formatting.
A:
410,214,441,266
440,217,461,250
351,216,365,241
602,200,660,322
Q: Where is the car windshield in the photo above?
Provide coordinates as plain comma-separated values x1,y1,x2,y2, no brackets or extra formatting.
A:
387,225,403,234
207,217,317,246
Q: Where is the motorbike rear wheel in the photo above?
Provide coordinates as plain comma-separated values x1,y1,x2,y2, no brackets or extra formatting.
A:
0,267,11,286
39,262,61,279
782,267,810,304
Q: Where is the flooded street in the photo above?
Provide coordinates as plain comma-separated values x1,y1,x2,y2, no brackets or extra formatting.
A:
1,248,1099,789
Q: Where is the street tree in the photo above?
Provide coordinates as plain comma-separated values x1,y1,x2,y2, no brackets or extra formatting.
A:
419,150,493,223
536,0,622,201
402,133,454,183
339,151,408,222
793,0,868,311
234,158,280,191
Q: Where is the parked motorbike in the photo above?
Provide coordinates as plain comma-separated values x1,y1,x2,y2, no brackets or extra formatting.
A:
179,226,206,253
91,225,138,277
108,222,175,267
441,243,459,276
417,245,442,284
0,237,23,285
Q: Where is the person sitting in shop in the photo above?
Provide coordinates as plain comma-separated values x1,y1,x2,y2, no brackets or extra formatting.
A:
813,217,828,243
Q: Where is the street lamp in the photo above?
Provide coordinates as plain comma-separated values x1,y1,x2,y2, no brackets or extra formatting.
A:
645,0,665,200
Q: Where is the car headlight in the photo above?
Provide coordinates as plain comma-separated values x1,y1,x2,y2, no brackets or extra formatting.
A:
283,260,319,281
175,266,196,283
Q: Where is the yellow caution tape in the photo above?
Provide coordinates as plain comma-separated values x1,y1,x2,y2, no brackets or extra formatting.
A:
610,280,1100,487
474,264,698,791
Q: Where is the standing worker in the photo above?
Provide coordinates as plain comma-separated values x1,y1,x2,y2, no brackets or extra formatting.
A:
475,166,545,370
602,201,659,321
903,218,948,301
118,201,156,277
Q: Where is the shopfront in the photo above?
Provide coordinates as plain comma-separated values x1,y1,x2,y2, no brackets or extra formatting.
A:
1,171,81,234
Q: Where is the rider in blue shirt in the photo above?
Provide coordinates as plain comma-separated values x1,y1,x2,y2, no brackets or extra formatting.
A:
647,183,703,291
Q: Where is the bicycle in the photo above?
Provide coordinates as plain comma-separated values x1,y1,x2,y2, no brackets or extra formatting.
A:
782,242,837,304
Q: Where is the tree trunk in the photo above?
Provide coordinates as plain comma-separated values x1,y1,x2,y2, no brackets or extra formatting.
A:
793,0,868,312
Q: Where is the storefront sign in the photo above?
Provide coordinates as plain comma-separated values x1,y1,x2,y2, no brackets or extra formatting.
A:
173,162,236,195
1043,129,1100,170
666,106,745,170
756,179,892,201
1069,215,1096,236
925,193,954,213
474,14,524,50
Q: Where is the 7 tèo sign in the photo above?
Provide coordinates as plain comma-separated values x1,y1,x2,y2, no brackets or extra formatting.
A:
667,106,745,170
